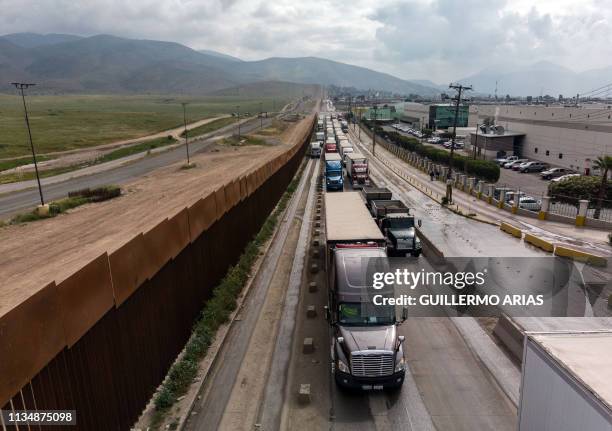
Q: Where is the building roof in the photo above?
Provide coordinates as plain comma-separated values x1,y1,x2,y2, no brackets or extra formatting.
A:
529,331,612,412
325,192,384,243
475,131,526,138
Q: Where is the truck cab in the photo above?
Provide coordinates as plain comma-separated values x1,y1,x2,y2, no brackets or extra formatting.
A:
379,213,421,257
370,200,422,257
327,247,406,390
325,153,344,191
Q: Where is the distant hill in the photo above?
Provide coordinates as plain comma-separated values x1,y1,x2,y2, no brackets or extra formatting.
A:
211,81,320,98
0,32,440,96
457,61,612,97
239,57,439,96
1,32,82,48
198,49,243,62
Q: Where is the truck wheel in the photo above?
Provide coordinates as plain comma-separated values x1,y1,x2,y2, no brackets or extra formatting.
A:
411,251,421,257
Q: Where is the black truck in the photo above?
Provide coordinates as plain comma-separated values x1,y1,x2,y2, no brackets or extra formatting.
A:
324,192,407,391
370,200,422,257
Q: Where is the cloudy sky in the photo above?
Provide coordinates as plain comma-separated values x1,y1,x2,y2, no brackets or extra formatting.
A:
1,0,611,83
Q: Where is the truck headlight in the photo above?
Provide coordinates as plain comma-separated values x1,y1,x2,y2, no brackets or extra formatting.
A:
338,359,350,373
395,357,405,372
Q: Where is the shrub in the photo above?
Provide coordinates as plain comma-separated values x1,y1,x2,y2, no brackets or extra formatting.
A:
548,176,612,205
384,131,500,182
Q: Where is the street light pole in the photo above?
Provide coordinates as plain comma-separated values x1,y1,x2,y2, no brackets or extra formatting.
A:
236,105,241,140
12,82,44,206
181,102,190,165
372,104,378,156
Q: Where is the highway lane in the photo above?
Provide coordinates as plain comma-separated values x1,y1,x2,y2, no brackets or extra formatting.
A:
0,117,270,218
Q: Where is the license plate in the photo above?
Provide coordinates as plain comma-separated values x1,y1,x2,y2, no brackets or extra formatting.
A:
361,385,384,390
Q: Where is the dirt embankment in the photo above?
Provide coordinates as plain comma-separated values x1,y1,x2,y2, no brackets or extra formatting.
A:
0,113,315,318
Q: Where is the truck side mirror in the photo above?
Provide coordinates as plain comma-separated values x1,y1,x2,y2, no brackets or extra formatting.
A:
324,305,330,321
337,337,344,344
398,335,405,344
417,219,422,228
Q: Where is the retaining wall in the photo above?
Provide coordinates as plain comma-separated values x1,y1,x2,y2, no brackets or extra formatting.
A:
0,117,314,430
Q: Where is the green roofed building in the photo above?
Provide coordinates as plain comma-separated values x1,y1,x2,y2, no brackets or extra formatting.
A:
428,104,468,129
364,107,393,121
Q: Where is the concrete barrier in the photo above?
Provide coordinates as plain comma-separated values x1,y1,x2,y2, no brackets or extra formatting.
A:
493,314,524,361
554,245,608,267
523,233,554,253
500,222,522,238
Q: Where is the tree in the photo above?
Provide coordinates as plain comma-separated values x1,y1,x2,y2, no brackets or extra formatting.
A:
593,155,612,219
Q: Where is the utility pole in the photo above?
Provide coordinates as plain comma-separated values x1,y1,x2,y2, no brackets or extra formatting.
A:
181,102,191,165
236,105,241,140
372,104,378,156
473,123,479,159
448,83,471,177
12,82,44,206
447,83,472,202
259,102,263,129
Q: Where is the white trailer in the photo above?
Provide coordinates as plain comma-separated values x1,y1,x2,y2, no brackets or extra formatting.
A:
518,331,612,430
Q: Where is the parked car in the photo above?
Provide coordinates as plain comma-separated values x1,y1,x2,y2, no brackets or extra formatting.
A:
551,173,581,183
513,160,532,171
540,167,575,180
505,191,527,202
493,187,514,200
495,155,518,166
510,196,542,211
520,161,548,173
504,159,528,169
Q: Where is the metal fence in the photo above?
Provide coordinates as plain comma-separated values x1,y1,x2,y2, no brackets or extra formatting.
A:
0,137,310,431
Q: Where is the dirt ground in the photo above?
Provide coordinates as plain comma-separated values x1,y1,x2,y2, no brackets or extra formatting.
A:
0,112,315,318
1,115,229,174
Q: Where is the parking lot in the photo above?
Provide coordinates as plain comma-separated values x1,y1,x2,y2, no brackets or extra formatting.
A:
382,124,551,197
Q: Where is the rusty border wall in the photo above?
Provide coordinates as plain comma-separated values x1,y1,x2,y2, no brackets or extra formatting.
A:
0,116,315,430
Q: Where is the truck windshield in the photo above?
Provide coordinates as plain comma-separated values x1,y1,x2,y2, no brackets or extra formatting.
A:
387,218,413,229
338,302,395,326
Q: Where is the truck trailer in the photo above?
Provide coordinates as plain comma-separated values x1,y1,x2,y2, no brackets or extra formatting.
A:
324,153,344,191
362,187,393,209
324,192,406,391
310,141,322,158
518,331,612,430
345,152,370,188
325,137,338,154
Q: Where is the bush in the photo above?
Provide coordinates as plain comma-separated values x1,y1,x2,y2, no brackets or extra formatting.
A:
548,176,612,205
608,233,612,245
384,131,500,182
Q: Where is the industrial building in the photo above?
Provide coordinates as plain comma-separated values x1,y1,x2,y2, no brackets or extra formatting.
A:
473,104,612,174
394,102,610,174
397,102,475,129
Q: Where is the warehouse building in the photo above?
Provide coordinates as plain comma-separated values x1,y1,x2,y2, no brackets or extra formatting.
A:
397,102,477,129
473,104,612,174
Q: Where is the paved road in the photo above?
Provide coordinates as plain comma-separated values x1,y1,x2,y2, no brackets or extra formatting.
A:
0,117,270,218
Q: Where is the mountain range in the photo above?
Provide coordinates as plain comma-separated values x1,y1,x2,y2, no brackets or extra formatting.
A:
457,61,612,97
0,32,439,96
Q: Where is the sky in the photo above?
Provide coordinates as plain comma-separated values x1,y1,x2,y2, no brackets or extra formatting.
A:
1,0,611,84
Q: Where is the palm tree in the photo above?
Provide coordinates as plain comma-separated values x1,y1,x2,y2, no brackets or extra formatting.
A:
593,155,612,219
